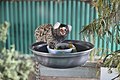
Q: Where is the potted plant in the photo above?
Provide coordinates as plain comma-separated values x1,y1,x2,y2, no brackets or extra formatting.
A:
0,22,34,80
100,50,120,80
80,0,120,79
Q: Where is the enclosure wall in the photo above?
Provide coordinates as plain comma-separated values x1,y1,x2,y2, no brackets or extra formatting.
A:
0,0,119,54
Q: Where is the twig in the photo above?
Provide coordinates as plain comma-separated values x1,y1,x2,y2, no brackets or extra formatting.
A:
111,74,120,80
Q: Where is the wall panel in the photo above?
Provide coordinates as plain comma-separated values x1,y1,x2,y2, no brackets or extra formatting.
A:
0,0,119,54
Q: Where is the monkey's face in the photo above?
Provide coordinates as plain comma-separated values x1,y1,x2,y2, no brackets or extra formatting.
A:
53,22,72,37
59,26,69,36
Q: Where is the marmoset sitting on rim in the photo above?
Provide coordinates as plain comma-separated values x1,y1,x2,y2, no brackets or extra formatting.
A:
34,22,72,49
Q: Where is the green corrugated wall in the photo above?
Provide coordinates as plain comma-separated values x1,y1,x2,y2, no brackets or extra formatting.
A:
0,0,119,54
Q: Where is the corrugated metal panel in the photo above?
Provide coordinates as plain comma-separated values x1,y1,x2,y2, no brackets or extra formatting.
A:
0,0,119,54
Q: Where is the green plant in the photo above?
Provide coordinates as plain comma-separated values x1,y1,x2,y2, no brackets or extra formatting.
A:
0,22,34,80
81,0,120,44
103,51,120,69
0,21,10,51
0,46,34,80
0,21,9,43
81,0,120,79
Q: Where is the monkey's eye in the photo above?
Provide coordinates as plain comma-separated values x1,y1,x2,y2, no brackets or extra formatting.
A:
65,28,67,31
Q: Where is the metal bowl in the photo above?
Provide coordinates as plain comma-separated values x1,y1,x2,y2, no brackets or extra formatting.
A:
30,40,94,69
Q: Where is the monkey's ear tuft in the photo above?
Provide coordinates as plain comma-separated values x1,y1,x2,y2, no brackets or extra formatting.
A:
68,25,72,32
53,22,61,29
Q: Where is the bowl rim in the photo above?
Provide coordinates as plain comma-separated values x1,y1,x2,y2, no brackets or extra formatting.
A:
30,48,94,57
30,40,94,58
